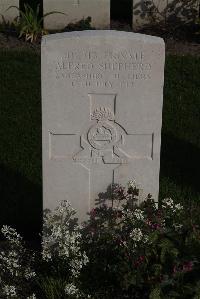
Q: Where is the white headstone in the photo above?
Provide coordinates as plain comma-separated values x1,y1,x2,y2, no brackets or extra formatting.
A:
133,0,199,29
0,0,19,22
42,30,165,221
43,0,110,30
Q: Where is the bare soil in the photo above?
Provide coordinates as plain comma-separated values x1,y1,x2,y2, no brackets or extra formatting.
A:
0,33,40,52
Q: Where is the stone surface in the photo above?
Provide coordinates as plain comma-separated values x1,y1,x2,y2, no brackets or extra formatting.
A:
0,0,19,22
42,30,165,221
133,0,199,29
43,0,110,30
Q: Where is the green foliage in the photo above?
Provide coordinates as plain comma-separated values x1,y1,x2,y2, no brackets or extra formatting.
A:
64,17,95,32
8,4,63,43
149,287,161,299
0,182,200,298
79,184,200,299
0,226,37,298
37,276,67,299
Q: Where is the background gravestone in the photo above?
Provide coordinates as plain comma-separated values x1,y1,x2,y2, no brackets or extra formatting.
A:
133,0,199,29
0,0,19,22
43,0,110,30
42,30,165,221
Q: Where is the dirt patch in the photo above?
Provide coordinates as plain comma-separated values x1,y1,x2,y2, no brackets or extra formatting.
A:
0,33,40,52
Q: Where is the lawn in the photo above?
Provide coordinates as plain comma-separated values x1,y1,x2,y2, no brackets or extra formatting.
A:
0,49,199,240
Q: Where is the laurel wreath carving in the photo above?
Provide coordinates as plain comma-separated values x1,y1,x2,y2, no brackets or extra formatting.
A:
91,107,114,121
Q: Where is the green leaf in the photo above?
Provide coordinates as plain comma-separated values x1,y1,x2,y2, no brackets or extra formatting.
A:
149,287,161,299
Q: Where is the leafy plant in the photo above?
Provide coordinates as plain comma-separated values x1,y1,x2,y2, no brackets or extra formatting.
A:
0,181,200,298
0,226,36,298
64,16,95,32
80,182,200,298
8,4,64,43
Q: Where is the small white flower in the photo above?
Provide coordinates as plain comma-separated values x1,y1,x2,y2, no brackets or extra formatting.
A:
130,228,143,242
123,209,135,221
174,203,183,211
128,180,137,189
24,268,36,280
3,285,16,297
173,223,183,231
162,198,183,213
162,198,174,208
65,283,79,296
42,248,52,261
1,225,22,246
27,294,37,299
133,209,144,221
143,235,149,243
0,250,20,277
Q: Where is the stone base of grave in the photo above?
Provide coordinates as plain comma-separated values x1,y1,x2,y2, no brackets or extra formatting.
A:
43,0,110,30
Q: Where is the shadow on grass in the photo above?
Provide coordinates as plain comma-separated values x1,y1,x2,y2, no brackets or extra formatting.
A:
0,133,199,241
0,163,42,241
160,132,200,198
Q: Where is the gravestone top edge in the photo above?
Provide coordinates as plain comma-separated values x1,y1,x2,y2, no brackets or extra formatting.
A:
42,30,165,45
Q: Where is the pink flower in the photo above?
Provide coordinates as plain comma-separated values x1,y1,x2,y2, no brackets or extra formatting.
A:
139,255,145,262
173,265,178,274
146,219,161,230
134,255,145,268
183,261,193,272
173,261,193,274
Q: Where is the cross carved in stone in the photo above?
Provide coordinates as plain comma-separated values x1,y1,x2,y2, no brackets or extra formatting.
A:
50,94,154,208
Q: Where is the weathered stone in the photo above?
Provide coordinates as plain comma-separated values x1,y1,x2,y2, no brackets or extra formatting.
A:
133,0,199,29
0,0,19,22
42,30,165,221
43,0,110,30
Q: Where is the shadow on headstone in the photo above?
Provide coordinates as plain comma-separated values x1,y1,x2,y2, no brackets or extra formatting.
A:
96,184,113,206
0,163,42,242
133,0,199,28
94,132,200,206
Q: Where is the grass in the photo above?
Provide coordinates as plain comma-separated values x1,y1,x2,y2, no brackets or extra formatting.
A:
0,49,199,239
0,49,41,239
160,56,200,203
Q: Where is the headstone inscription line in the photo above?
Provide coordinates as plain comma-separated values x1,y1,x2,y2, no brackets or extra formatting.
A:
42,31,165,221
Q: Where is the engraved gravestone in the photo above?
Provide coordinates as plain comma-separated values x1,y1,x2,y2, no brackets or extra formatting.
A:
43,0,110,30
0,0,19,22
42,31,165,221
